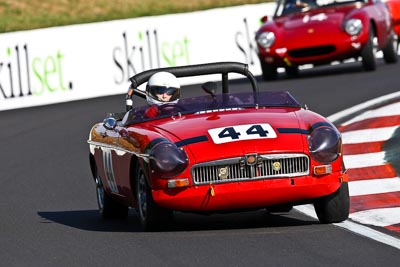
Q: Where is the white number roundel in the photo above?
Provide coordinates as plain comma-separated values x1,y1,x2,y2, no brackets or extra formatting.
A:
208,123,277,144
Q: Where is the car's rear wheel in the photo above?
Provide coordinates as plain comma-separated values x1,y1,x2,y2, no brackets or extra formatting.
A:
135,165,173,231
361,26,378,71
313,182,350,223
95,175,128,219
260,60,278,81
382,31,399,64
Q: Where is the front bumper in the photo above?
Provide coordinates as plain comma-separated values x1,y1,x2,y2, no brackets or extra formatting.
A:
258,30,369,67
152,172,345,211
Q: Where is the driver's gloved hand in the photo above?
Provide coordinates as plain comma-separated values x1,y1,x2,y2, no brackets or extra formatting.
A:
144,105,160,118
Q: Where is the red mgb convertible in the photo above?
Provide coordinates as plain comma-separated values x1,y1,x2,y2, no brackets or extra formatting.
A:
256,0,399,80
87,62,349,231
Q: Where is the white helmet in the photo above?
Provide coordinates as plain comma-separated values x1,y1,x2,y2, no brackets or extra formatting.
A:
146,72,180,106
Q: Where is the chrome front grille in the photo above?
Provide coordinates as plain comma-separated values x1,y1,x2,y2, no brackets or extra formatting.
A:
192,154,309,185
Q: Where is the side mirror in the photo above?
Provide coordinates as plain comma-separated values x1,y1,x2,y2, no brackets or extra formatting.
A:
202,81,218,99
260,16,268,23
103,116,117,130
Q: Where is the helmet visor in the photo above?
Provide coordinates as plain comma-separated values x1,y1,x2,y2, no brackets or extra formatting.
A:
150,86,178,96
149,86,180,102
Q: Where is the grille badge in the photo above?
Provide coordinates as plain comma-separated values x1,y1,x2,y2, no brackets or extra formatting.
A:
246,154,257,165
218,167,229,180
272,161,281,171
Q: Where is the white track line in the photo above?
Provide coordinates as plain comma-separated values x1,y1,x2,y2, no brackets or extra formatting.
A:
341,126,398,144
350,207,400,227
343,151,386,169
349,178,400,196
295,205,400,249
327,91,400,123
340,101,400,126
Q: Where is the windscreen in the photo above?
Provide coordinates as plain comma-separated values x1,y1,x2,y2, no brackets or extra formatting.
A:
122,91,301,125
276,0,368,17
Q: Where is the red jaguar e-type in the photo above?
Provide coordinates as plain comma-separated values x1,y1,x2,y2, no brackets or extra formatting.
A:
256,0,399,80
87,62,349,231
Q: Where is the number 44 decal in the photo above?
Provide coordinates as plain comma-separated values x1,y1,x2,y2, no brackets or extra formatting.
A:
208,123,277,144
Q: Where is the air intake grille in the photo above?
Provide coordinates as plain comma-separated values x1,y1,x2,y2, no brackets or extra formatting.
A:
289,45,335,58
192,154,309,185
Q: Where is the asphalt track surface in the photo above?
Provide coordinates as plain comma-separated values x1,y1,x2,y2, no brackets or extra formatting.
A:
1,59,400,266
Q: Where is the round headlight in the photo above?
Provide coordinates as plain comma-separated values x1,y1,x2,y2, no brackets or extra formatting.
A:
150,141,188,177
256,31,276,48
308,126,341,164
345,19,363,36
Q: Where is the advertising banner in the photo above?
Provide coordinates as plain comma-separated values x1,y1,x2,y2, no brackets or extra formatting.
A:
0,3,276,111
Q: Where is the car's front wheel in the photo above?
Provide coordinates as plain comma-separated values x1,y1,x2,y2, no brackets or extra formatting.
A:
285,66,299,78
382,31,399,64
260,60,278,81
95,175,128,219
135,165,173,231
313,182,350,224
361,26,377,71
267,204,293,213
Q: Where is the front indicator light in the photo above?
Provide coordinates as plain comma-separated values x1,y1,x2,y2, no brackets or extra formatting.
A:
275,48,287,56
314,165,332,175
167,178,189,188
341,173,349,182
351,42,361,49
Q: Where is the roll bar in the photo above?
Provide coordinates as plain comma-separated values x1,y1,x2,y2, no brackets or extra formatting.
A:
126,62,259,111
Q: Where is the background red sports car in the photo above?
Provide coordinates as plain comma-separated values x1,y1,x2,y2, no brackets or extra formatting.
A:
256,0,399,80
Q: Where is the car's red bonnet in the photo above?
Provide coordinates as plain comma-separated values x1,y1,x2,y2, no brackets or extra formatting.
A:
145,108,306,164
270,4,367,45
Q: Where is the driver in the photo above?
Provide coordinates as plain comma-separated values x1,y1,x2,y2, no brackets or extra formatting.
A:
283,0,316,15
144,71,181,118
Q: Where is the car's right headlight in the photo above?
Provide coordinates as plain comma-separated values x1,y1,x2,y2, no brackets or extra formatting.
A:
256,31,276,48
345,19,363,36
308,126,341,164
149,141,189,177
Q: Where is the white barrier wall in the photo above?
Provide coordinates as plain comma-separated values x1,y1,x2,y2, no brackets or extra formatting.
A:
0,3,276,111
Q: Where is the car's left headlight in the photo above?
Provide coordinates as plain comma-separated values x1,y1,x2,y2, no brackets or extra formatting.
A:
308,126,341,164
345,19,363,36
256,31,276,48
149,141,188,177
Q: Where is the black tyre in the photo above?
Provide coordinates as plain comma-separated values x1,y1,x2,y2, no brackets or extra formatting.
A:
267,204,293,213
135,165,173,231
382,31,399,64
361,26,377,71
285,66,299,78
260,60,278,81
314,182,350,224
95,176,128,219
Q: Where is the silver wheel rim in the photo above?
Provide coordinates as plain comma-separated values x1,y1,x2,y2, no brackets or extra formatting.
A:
372,36,378,57
137,170,147,222
96,176,104,211
393,33,399,52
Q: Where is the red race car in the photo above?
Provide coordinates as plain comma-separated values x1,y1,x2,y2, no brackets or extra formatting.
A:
88,62,349,231
256,0,399,80
385,0,400,37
